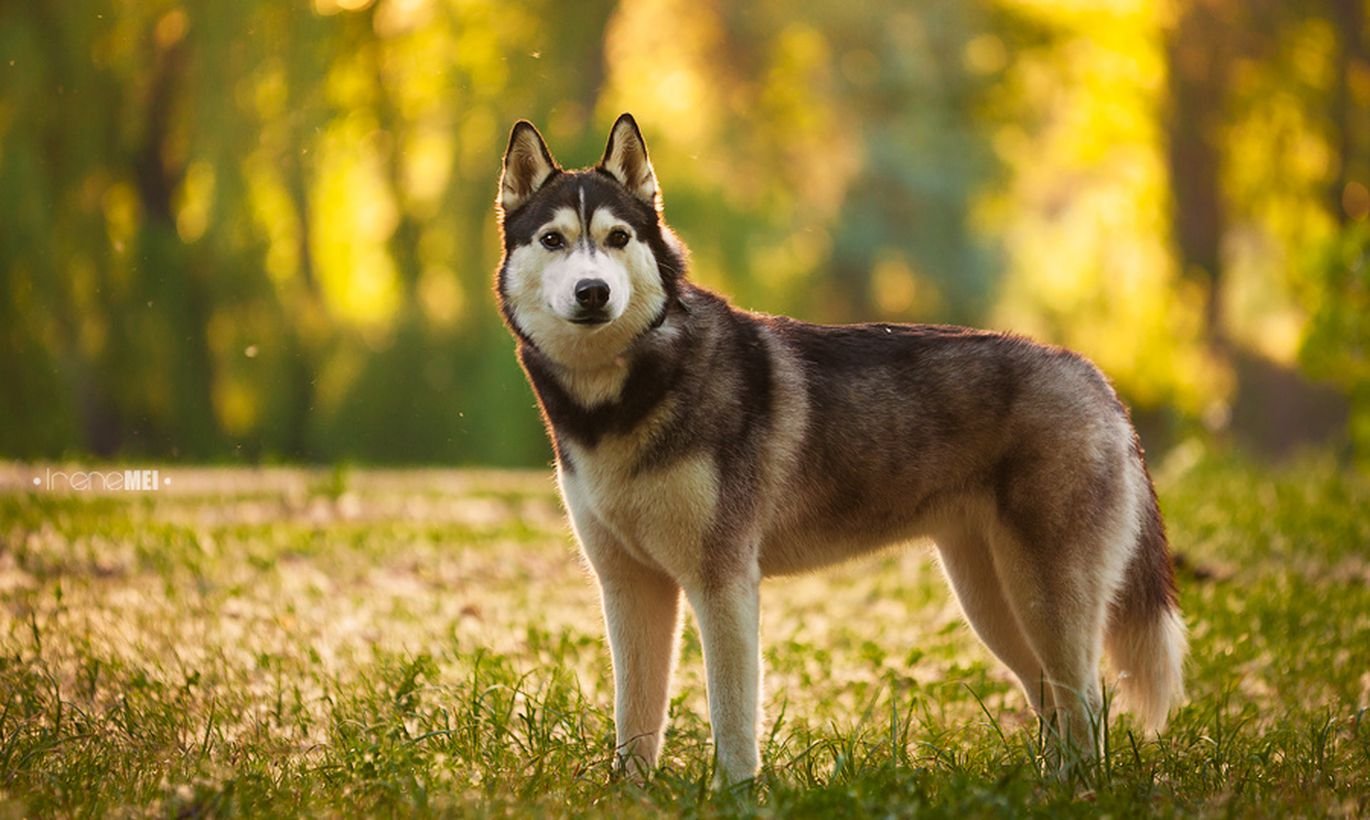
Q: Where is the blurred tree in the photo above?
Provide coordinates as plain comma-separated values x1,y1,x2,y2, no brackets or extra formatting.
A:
984,0,1219,424
1301,0,1370,457
0,0,1362,465
1164,0,1365,454
1166,0,1232,348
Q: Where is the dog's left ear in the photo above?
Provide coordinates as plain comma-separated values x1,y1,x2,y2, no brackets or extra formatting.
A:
598,113,659,208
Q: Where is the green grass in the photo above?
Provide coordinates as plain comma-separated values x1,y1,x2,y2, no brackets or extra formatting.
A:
1,448,1367,817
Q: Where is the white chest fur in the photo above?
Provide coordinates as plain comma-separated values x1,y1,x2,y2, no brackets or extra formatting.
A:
558,437,719,584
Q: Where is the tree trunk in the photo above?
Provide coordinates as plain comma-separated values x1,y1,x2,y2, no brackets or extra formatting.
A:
1328,0,1367,225
1165,0,1233,353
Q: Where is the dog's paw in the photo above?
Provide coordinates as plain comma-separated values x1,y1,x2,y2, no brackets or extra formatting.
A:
611,751,653,786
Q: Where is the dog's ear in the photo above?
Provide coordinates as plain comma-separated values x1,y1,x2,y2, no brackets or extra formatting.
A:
499,120,560,217
598,113,659,208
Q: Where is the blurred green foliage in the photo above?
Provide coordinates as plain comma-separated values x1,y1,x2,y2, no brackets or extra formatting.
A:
0,0,1366,465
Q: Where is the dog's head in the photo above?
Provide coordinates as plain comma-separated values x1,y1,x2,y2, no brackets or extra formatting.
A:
495,114,685,368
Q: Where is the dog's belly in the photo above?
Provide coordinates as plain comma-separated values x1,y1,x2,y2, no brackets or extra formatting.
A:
757,497,943,576
758,528,915,576
753,466,986,576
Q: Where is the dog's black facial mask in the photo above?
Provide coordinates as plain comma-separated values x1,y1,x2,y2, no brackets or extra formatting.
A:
496,114,684,302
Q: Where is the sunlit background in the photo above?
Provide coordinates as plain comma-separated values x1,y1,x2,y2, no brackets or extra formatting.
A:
2,0,1367,466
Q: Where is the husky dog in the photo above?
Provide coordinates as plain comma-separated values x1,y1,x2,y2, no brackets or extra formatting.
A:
494,114,1186,786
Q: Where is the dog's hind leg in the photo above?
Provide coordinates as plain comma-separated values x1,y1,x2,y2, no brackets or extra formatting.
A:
934,528,1051,714
988,521,1111,758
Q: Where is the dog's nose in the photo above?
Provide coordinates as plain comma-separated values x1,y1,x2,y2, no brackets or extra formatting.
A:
574,278,610,310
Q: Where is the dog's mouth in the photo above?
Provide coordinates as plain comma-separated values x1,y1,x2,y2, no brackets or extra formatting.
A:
569,312,612,326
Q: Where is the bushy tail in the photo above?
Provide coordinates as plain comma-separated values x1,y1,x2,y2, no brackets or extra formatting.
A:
1105,485,1188,732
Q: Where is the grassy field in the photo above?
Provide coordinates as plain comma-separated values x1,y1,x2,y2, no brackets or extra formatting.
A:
1,446,1368,817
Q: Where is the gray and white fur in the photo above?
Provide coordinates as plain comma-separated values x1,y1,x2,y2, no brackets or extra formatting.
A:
494,114,1187,787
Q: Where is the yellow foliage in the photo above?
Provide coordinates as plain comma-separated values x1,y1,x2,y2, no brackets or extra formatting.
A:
175,161,215,244
600,0,725,158
984,0,1217,413
312,113,402,338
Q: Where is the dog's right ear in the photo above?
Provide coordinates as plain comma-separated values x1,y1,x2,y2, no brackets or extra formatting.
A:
499,120,560,217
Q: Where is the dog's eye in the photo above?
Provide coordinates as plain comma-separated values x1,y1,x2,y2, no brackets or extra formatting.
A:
605,229,630,249
540,232,565,250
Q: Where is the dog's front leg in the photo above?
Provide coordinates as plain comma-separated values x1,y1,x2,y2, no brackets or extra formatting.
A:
685,565,762,788
586,544,682,780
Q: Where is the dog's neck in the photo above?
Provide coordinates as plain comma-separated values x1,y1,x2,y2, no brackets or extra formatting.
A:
537,349,635,409
519,293,692,450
